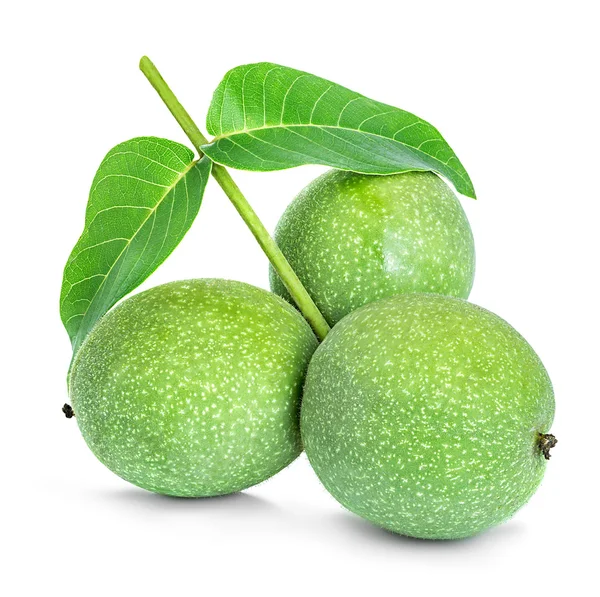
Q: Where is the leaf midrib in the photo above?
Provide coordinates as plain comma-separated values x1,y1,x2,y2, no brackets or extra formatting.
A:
208,123,469,187
66,158,198,346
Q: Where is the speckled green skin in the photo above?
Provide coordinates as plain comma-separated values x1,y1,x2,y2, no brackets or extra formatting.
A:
70,279,318,497
270,170,475,326
301,294,555,539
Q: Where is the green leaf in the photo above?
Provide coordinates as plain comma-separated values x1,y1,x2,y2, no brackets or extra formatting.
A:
203,63,475,199
60,137,211,355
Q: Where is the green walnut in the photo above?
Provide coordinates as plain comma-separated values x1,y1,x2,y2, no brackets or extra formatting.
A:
270,170,475,326
69,279,318,497
301,294,556,539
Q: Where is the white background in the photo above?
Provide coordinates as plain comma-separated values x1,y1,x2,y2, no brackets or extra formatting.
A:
1,1,598,595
